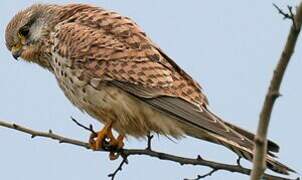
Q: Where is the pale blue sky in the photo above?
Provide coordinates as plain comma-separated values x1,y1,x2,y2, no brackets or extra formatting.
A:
0,1,301,180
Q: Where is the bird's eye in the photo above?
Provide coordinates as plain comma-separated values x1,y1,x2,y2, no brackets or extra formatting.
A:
18,26,30,37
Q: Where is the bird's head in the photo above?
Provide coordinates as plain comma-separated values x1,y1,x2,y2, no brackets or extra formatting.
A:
5,4,55,69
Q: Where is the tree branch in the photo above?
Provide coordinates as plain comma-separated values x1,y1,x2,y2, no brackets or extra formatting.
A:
273,4,297,29
0,119,296,180
184,169,218,180
108,155,129,180
250,3,302,180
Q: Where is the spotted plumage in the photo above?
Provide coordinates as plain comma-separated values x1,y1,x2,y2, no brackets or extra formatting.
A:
5,3,294,174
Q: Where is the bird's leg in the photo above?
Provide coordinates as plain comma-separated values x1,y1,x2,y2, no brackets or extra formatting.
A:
89,121,115,151
109,134,125,160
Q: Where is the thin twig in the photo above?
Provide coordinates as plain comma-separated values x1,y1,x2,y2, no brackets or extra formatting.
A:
273,4,293,19
237,157,242,168
146,134,154,150
273,4,297,30
0,120,297,180
71,116,96,135
288,6,297,30
184,169,218,180
0,120,89,148
108,154,129,180
251,2,302,180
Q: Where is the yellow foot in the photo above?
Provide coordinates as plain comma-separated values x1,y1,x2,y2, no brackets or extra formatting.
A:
88,121,125,160
89,121,115,151
109,135,125,160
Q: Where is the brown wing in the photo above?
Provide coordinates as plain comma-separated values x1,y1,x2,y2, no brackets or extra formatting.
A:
52,4,207,106
52,4,266,152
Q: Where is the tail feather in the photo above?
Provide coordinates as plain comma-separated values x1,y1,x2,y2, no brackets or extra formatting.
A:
216,134,295,175
184,118,295,175
205,107,280,154
223,121,280,154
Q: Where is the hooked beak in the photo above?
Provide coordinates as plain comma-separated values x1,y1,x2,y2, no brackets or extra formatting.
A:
11,45,22,60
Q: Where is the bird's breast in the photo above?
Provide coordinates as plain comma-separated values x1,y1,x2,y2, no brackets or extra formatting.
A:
50,53,185,138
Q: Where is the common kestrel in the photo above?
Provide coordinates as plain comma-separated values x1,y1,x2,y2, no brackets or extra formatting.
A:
5,3,294,174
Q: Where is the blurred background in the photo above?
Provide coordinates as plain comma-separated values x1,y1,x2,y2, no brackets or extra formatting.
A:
0,1,301,180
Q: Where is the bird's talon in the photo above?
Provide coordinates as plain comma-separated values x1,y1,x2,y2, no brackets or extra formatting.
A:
87,122,124,161
109,151,120,160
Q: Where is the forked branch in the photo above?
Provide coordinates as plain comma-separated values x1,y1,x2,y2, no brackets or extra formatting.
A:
251,3,302,180
0,119,297,180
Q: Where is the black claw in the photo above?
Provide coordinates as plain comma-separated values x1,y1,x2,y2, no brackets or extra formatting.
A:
12,54,19,60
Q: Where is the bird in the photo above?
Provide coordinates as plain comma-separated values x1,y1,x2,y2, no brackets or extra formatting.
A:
5,3,294,174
